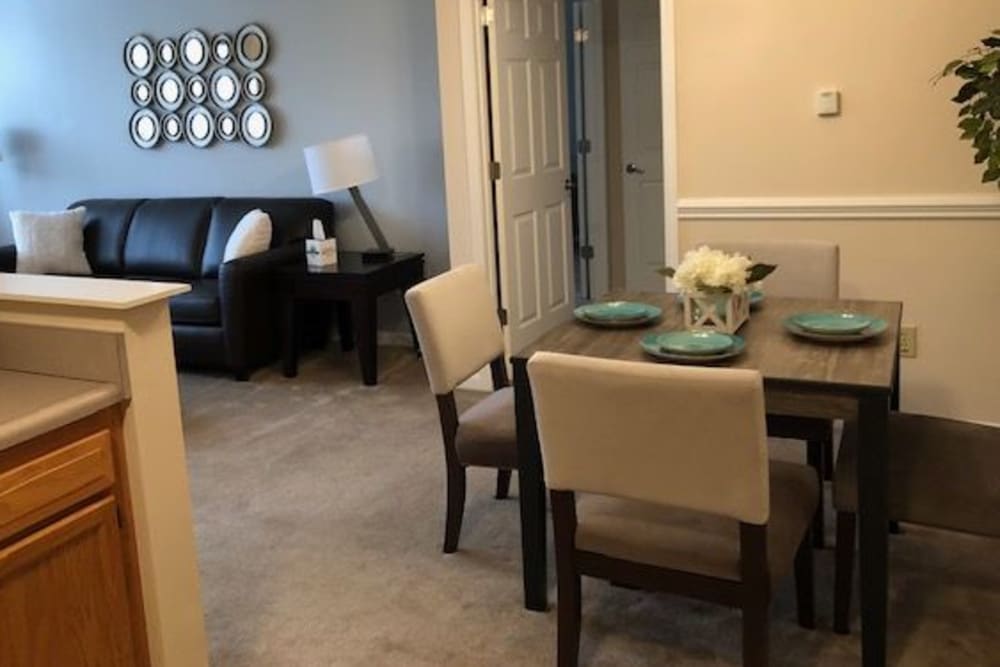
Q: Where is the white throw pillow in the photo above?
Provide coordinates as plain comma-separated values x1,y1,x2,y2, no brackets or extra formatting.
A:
223,209,272,262
10,206,92,275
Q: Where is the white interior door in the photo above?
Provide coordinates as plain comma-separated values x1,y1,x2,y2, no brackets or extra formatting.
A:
489,0,574,353
620,0,664,292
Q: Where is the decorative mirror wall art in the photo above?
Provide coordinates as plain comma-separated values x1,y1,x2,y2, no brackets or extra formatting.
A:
124,24,272,149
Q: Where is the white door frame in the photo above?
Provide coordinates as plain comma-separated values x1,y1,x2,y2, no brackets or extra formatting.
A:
433,0,679,309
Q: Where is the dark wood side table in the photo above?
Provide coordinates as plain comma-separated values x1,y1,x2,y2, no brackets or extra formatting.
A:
278,252,424,386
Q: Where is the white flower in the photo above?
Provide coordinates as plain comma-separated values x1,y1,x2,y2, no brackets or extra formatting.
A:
671,246,753,293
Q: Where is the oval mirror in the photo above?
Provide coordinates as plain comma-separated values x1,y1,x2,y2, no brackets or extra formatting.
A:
209,67,240,110
130,109,160,149
235,24,269,70
186,74,208,103
131,79,153,107
185,105,215,148
243,72,266,101
155,71,185,111
217,111,239,142
163,113,183,142
241,103,272,147
211,33,233,65
180,29,209,73
156,38,177,69
124,35,154,77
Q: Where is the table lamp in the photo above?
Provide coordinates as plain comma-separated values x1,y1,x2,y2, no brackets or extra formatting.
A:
304,134,394,263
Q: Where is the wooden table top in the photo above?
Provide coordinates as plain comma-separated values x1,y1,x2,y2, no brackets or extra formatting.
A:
511,293,902,395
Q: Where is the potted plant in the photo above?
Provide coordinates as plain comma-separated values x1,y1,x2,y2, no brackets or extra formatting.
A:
939,29,1000,189
659,246,775,333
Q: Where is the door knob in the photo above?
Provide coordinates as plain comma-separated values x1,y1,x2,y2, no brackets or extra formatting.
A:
625,162,645,175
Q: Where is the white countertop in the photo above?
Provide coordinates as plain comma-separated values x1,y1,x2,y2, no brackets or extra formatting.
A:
0,369,122,451
0,274,189,310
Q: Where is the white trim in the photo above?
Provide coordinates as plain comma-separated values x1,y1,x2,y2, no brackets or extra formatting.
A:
678,195,1000,221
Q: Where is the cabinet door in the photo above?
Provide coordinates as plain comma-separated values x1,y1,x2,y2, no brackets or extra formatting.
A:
0,497,137,667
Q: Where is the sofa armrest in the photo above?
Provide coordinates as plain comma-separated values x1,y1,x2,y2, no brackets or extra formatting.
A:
218,242,303,376
0,245,16,273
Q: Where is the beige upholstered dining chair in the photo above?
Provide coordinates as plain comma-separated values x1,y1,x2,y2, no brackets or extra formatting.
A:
832,414,1000,634
528,352,818,667
404,265,516,553
697,239,840,547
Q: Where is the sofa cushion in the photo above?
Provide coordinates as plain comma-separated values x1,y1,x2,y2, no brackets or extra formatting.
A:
201,198,334,277
169,280,221,325
71,199,145,275
124,198,217,278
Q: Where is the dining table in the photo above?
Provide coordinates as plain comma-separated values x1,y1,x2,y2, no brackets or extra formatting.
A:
510,292,902,667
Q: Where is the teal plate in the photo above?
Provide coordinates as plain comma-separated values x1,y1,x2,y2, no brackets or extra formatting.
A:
784,317,888,343
575,302,662,328
657,331,735,356
641,332,746,364
789,312,875,335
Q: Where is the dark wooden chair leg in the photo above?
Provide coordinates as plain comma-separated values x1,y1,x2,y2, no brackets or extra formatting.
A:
741,601,769,667
806,440,826,548
794,534,815,629
551,491,581,667
443,462,466,554
495,469,512,499
834,511,857,635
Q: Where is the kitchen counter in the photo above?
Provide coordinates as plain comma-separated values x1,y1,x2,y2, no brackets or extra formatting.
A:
0,369,122,452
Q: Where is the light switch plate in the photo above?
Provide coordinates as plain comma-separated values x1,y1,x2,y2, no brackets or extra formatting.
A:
816,90,841,117
900,325,917,358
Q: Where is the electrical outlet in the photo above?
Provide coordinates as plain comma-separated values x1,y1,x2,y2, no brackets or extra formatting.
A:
899,326,917,358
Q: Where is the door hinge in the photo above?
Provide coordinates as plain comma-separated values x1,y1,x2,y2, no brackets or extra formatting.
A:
489,161,502,181
580,245,595,260
481,6,495,27
576,138,592,155
574,28,590,43
498,308,508,326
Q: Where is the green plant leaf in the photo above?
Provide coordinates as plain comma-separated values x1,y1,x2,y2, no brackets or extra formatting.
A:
956,64,981,80
942,59,964,77
982,167,1000,183
953,81,980,103
746,263,778,284
985,37,1000,47
657,267,676,278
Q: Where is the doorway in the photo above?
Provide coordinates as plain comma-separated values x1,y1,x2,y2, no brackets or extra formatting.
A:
568,0,665,298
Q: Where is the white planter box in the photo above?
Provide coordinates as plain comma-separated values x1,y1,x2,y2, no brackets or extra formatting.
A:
682,290,750,334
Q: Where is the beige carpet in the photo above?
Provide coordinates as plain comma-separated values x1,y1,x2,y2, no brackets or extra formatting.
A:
179,347,1000,666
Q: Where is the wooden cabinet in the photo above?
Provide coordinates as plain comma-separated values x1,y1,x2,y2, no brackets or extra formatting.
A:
0,408,148,667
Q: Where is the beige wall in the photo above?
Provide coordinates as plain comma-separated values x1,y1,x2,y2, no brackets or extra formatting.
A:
674,1,1000,423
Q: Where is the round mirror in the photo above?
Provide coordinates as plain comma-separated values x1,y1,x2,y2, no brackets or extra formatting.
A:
180,29,209,73
209,67,240,109
124,35,154,77
131,79,153,107
186,74,208,103
217,111,239,142
155,71,185,111
185,105,215,148
163,113,183,142
130,109,160,149
211,33,233,65
156,38,177,69
243,72,266,101
235,24,269,70
240,103,272,147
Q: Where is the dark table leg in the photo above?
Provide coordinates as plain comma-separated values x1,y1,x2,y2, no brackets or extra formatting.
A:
336,302,355,353
857,394,890,667
400,289,421,355
513,359,548,611
282,294,300,378
352,295,378,386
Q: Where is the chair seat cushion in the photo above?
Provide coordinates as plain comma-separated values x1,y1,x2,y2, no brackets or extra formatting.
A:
575,460,818,582
834,413,1000,537
168,280,220,325
455,386,518,469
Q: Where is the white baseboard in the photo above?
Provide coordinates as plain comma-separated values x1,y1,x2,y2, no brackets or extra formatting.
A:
678,194,1000,220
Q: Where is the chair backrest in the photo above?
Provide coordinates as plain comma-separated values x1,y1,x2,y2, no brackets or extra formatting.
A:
699,240,839,299
528,352,771,525
405,264,505,395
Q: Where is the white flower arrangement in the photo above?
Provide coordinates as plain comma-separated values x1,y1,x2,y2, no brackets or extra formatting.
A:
660,246,776,295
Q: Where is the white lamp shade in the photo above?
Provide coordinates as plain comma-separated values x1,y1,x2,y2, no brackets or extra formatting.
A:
304,134,378,195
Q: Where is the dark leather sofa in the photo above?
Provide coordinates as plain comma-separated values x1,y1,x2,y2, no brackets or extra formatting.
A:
0,197,334,380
